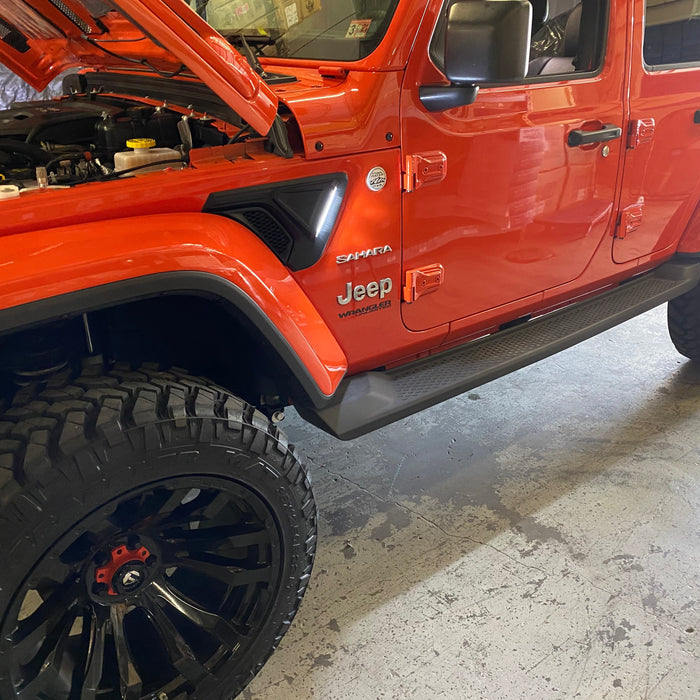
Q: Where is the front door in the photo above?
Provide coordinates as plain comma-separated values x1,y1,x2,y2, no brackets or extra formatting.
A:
400,0,628,333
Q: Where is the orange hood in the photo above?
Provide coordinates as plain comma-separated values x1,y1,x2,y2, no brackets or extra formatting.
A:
0,0,278,134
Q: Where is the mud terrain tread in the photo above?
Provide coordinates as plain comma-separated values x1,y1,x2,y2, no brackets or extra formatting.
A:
0,364,316,699
668,284,700,361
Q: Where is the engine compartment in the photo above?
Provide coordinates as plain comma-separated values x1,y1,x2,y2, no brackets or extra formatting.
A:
0,92,231,188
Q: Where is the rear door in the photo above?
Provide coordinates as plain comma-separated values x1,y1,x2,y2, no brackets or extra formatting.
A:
400,0,628,333
614,0,700,263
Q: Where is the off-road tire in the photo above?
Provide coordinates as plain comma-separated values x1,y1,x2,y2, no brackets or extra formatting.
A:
668,283,700,361
0,363,316,699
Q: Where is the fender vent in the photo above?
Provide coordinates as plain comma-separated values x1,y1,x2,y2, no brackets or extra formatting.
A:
203,173,347,271
233,207,293,259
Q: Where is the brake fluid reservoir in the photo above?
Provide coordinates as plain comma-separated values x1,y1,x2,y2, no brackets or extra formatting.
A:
113,138,181,176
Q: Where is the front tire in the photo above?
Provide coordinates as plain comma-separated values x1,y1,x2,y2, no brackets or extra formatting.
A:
0,365,316,699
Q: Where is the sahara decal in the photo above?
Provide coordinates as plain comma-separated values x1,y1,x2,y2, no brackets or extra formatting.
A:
336,245,393,264
337,278,392,305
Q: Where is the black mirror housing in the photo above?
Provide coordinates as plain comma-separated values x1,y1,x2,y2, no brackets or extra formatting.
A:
445,0,532,84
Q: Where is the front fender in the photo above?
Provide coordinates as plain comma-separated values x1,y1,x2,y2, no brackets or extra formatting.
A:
0,213,347,402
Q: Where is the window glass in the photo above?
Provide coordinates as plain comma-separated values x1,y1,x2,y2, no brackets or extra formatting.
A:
527,0,606,77
189,0,399,61
431,0,607,81
644,0,700,66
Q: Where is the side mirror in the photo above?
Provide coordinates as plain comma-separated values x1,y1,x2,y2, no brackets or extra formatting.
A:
420,0,532,112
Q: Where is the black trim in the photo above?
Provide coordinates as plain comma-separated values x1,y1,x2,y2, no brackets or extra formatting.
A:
63,72,245,128
203,174,348,271
567,123,621,147
419,84,479,112
0,272,332,408
297,259,700,440
643,59,700,72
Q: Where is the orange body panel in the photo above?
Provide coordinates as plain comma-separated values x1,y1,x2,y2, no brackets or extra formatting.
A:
0,212,346,396
2,0,700,401
279,70,403,160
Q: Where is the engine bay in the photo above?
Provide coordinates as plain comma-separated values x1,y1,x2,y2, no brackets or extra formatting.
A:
0,91,231,189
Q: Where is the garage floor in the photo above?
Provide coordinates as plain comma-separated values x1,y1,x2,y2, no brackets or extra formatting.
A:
244,306,699,700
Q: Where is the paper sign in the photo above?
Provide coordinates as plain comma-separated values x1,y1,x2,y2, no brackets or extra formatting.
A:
285,2,299,27
345,19,372,39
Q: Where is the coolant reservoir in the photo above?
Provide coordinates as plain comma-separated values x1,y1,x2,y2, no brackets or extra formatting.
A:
0,184,20,200
114,138,181,176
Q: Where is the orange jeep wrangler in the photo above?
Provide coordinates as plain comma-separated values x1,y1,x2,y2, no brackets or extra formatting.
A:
0,0,699,697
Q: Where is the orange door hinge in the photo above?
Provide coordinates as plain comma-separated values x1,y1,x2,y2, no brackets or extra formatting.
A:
403,264,445,303
403,151,447,192
617,200,644,239
627,119,655,149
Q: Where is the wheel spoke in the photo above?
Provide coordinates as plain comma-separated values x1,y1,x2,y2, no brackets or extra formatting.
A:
36,556,73,585
153,490,230,529
80,608,109,700
13,580,79,648
110,604,142,700
148,488,198,526
170,556,273,587
140,588,211,685
15,606,78,699
151,580,246,645
163,523,269,551
198,491,232,521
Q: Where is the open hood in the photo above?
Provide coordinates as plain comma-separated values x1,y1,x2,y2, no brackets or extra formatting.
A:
0,0,277,134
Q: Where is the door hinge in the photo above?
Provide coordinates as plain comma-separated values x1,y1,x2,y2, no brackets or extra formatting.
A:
617,200,644,239
627,118,655,149
403,264,445,303
403,151,447,192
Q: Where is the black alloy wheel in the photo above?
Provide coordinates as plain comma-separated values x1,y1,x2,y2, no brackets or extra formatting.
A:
0,365,316,699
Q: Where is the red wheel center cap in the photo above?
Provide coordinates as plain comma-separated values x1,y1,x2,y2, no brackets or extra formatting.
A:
95,543,151,596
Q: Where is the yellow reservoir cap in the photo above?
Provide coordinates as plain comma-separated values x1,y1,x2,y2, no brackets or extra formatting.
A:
126,138,156,149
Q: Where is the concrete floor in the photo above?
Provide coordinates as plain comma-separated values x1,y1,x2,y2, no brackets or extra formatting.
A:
245,305,699,700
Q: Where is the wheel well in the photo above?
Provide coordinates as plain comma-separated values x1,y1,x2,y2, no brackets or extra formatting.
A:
0,294,300,414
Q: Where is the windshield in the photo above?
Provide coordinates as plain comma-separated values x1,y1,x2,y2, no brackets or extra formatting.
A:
189,0,400,61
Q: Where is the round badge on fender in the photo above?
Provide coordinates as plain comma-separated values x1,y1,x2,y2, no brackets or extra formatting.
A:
366,167,387,192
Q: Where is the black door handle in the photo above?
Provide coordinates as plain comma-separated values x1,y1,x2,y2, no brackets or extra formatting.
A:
567,124,622,147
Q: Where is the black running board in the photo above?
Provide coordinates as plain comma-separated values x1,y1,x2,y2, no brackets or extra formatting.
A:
300,260,700,440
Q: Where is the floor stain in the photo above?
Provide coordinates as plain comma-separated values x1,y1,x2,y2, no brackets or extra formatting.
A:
370,506,412,541
327,618,341,633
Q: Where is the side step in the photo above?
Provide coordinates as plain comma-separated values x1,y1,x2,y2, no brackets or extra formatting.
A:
302,259,700,440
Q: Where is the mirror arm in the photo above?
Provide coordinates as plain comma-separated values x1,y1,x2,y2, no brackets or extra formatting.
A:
419,84,479,112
